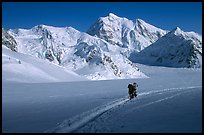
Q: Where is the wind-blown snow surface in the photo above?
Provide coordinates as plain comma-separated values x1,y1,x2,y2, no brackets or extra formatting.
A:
2,64,202,133
2,46,87,83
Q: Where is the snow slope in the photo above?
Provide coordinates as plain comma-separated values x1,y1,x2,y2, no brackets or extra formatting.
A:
2,63,202,133
2,46,87,83
129,27,202,68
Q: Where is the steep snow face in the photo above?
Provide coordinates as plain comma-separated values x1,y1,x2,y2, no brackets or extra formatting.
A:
8,25,147,80
87,13,168,55
2,28,18,52
129,27,202,68
2,46,87,83
134,19,167,44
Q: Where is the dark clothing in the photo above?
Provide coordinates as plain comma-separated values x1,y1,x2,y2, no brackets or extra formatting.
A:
128,83,137,99
128,84,134,95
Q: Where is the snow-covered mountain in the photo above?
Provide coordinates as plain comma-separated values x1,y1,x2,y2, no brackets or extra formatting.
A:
8,25,147,80
129,27,202,68
87,13,168,55
5,12,202,82
2,28,18,52
2,27,88,83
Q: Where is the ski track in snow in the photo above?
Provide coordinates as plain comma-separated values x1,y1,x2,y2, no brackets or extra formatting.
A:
45,86,201,133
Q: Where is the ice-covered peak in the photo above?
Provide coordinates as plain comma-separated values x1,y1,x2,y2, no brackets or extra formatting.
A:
98,13,121,22
173,27,182,32
136,18,145,24
166,27,202,45
174,27,181,31
31,24,50,34
108,13,120,20
169,27,184,36
87,14,168,53
32,24,49,30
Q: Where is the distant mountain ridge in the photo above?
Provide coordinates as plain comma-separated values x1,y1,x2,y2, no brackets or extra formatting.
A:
2,13,202,80
129,27,202,68
87,13,201,68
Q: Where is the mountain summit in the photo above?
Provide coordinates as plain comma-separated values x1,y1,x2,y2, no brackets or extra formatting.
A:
129,27,202,68
87,13,168,54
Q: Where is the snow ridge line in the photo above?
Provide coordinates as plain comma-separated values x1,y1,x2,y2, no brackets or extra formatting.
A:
45,86,201,133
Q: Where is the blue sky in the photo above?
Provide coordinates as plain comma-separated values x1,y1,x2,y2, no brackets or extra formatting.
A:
2,2,202,34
